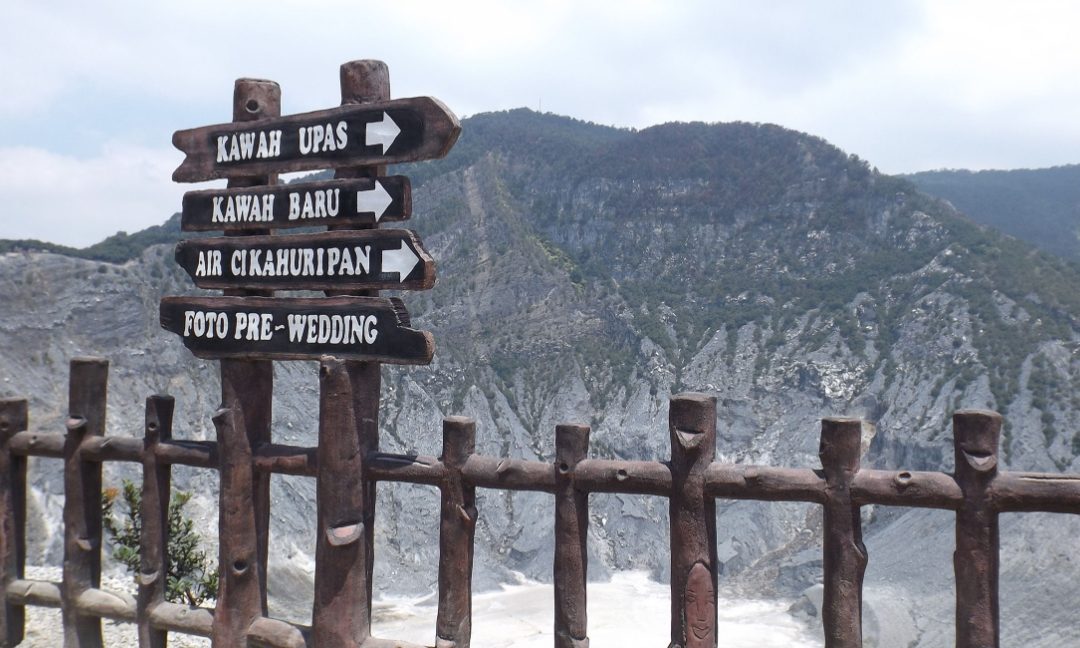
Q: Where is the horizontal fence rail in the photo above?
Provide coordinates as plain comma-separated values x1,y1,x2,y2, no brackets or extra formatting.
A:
2,358,1080,646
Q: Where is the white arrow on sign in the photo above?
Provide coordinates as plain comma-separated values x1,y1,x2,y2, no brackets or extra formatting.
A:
356,180,393,222
382,241,419,282
366,112,401,154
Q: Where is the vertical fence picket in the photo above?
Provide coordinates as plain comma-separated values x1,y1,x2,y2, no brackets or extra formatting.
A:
349,358,381,646
953,410,1001,648
211,404,262,646
313,358,367,647
668,393,717,648
553,423,590,648
136,395,173,648
436,417,477,648
819,418,867,648
0,399,28,647
61,357,108,648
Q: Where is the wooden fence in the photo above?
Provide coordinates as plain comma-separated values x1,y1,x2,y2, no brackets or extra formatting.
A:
2,357,1080,647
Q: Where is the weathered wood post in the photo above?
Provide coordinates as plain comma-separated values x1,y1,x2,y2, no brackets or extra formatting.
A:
219,77,281,616
310,59,393,648
953,410,1001,648
553,423,590,648
668,393,717,648
0,398,28,647
136,395,173,648
61,357,108,648
312,358,368,646
435,416,477,648
212,405,262,646
335,59,389,647
819,418,867,648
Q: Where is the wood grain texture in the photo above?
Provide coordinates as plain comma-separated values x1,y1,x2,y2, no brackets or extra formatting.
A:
61,358,108,648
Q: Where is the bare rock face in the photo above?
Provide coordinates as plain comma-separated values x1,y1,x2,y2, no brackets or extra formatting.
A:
3,111,1080,643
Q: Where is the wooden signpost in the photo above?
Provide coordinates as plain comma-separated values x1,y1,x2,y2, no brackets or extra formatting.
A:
162,68,455,365
172,96,459,181
160,296,434,364
174,229,435,291
181,176,411,231
158,59,458,647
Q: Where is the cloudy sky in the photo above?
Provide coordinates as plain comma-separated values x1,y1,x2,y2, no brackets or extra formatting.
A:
3,0,1080,247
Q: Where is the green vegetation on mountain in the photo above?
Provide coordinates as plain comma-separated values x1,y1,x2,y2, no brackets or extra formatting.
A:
908,165,1080,262
0,214,183,263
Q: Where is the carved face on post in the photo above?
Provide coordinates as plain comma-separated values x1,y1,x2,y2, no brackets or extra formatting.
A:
671,423,716,470
669,393,717,471
957,431,998,472
684,562,715,648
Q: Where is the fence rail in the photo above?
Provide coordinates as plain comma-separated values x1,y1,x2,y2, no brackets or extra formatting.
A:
2,357,1080,647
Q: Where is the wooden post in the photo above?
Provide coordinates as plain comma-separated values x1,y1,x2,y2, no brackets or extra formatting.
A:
435,417,477,648
211,405,262,646
819,418,866,648
219,76,281,616
62,357,108,648
953,410,1001,648
553,423,590,648
0,398,28,647
137,395,174,648
312,358,368,647
318,58,392,645
668,393,717,648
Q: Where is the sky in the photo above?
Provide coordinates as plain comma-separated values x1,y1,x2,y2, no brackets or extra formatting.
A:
3,0,1080,247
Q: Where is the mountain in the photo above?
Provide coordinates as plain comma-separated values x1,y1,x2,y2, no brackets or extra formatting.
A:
4,109,1080,645
907,165,1080,262
0,213,185,263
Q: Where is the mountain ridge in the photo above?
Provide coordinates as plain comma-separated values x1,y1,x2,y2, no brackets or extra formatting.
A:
907,164,1080,262
3,109,1080,645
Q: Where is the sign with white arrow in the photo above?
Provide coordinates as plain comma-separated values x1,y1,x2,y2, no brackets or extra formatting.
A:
180,176,411,232
174,229,434,291
160,295,434,364
171,96,460,182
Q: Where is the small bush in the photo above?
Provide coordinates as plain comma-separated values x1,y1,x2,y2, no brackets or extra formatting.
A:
103,480,218,606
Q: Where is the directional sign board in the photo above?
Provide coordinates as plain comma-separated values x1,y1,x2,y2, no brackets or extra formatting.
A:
181,176,411,231
172,96,460,182
174,229,435,291
160,296,434,364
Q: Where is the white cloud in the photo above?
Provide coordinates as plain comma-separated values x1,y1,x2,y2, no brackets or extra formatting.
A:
5,0,1080,243
0,143,192,247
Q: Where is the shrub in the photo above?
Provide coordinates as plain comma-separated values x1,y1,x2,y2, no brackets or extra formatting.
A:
102,480,219,606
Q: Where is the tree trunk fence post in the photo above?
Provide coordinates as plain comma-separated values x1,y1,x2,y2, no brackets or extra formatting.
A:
553,423,590,648
312,358,367,647
953,410,1001,648
435,416,477,648
61,358,108,648
136,395,173,648
668,393,718,648
212,405,262,646
819,418,867,648
0,398,28,647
